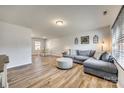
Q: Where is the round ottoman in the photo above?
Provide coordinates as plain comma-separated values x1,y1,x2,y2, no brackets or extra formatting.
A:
56,57,73,69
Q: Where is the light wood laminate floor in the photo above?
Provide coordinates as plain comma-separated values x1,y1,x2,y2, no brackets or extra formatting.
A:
8,56,117,88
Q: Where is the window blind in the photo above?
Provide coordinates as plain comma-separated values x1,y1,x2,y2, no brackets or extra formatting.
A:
112,6,124,68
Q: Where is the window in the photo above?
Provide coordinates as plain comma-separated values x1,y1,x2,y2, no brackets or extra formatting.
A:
35,41,41,50
112,6,124,68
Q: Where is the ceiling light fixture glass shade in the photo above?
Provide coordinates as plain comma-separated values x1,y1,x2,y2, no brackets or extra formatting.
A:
56,20,63,26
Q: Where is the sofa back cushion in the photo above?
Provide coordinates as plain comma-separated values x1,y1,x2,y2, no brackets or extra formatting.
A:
77,50,91,56
70,49,77,55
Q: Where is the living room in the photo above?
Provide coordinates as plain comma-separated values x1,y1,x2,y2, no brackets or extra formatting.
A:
0,2,124,90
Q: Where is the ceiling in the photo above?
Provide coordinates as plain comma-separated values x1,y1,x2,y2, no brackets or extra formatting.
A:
0,5,121,39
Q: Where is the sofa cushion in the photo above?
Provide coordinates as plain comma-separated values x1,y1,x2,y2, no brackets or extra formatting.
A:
74,56,90,61
84,67,118,83
63,54,75,59
77,50,91,56
70,49,77,55
73,59,84,64
83,58,118,74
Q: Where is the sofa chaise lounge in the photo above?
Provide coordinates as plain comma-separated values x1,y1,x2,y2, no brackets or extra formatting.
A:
83,52,118,82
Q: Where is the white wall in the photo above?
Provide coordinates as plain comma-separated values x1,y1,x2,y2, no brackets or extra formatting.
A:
47,26,111,57
47,38,63,56
0,21,32,68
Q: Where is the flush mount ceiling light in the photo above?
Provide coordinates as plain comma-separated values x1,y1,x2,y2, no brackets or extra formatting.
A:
56,20,64,26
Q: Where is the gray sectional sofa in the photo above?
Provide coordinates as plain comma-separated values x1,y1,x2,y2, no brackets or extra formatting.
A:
63,50,118,83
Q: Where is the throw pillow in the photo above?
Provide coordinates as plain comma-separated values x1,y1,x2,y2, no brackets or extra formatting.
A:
108,55,115,63
99,52,110,62
89,50,96,57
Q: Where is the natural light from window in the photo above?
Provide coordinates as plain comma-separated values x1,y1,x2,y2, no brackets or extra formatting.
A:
35,41,41,50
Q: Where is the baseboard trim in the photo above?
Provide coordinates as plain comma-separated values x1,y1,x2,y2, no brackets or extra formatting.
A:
7,63,32,70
